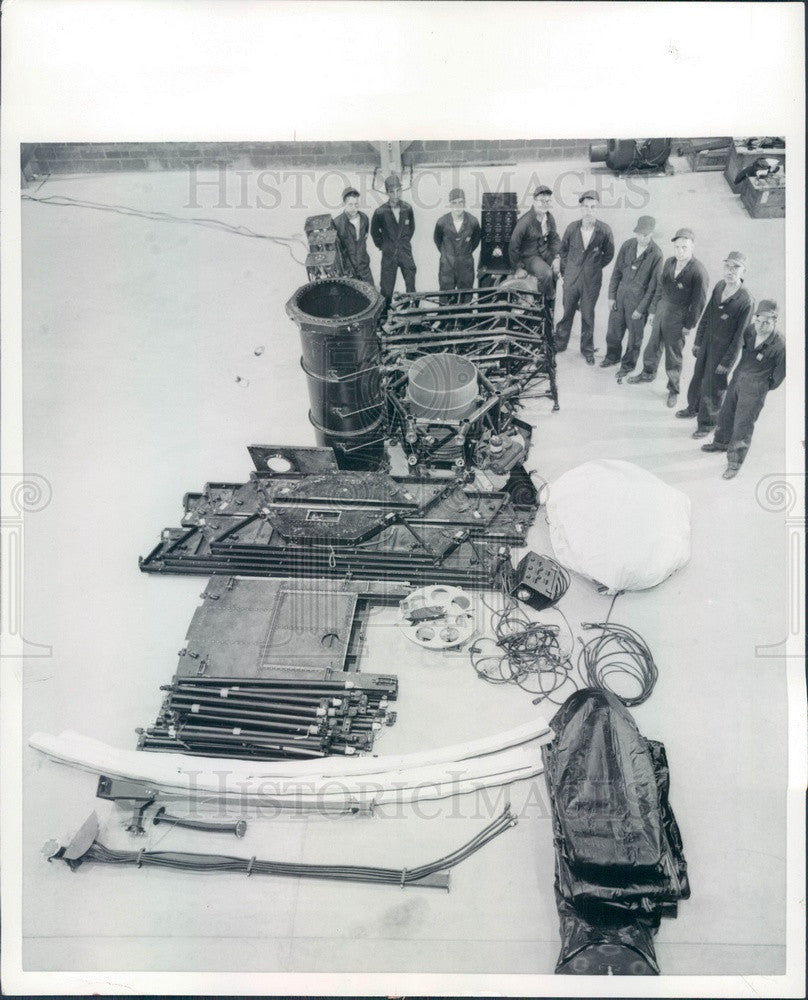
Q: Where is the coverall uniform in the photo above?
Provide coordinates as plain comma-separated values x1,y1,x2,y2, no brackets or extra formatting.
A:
433,211,481,296
685,281,754,431
555,220,615,360
712,324,786,467
638,256,709,395
370,200,416,305
507,210,560,299
333,210,374,285
604,237,663,372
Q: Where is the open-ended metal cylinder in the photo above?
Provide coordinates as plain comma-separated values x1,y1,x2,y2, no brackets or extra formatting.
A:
406,353,479,421
286,278,385,470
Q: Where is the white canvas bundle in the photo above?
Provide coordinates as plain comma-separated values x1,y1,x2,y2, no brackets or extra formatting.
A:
546,460,691,593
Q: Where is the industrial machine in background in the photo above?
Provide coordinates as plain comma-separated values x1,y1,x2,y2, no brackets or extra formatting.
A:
478,191,519,287
384,349,534,483
589,138,672,175
303,214,346,280
286,276,555,505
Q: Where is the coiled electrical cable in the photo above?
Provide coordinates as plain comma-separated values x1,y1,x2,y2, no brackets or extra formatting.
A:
51,806,516,889
472,582,658,707
576,621,658,707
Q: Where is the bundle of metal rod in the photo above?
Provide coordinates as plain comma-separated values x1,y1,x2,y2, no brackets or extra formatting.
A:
161,674,398,699
163,674,399,699
138,673,397,760
381,288,558,408
47,806,518,892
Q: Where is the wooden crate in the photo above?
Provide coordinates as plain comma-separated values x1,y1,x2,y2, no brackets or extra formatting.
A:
724,143,786,193
687,147,730,172
740,177,785,219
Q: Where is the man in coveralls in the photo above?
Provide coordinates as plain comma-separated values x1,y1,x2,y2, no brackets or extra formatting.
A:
676,250,754,437
371,174,416,307
508,186,560,301
701,299,785,479
433,188,481,300
601,215,663,377
627,227,709,406
333,186,374,285
555,190,615,364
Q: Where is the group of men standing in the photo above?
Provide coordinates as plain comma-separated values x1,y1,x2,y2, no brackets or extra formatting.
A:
331,175,785,481
334,173,477,304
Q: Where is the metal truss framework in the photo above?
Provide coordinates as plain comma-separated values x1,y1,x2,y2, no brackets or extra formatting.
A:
140,446,535,589
381,288,559,410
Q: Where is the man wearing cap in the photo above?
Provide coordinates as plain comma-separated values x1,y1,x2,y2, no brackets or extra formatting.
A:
701,299,785,479
333,187,374,286
676,250,754,435
507,186,560,300
371,174,416,306
601,215,663,376
555,190,615,364
627,228,709,406
433,188,481,299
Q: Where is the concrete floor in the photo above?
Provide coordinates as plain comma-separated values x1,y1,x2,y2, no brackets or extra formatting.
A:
20,156,790,982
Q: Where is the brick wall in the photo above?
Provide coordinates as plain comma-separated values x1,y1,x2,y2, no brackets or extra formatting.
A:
22,139,602,177
405,138,595,163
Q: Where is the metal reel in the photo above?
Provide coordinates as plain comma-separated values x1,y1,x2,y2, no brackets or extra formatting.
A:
398,585,476,650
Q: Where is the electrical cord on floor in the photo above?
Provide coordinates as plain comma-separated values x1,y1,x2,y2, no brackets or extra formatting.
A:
49,805,516,889
576,620,658,707
20,193,309,265
470,573,577,706
472,579,658,707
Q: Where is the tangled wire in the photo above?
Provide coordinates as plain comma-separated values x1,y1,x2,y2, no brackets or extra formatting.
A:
471,575,658,708
470,570,577,706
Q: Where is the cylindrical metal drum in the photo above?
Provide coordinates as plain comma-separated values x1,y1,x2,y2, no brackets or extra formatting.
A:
406,353,479,420
286,278,385,470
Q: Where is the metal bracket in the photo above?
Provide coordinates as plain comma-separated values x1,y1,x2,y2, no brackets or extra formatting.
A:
96,775,159,835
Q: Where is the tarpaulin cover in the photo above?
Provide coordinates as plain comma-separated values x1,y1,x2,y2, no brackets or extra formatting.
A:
546,459,691,593
542,689,690,975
